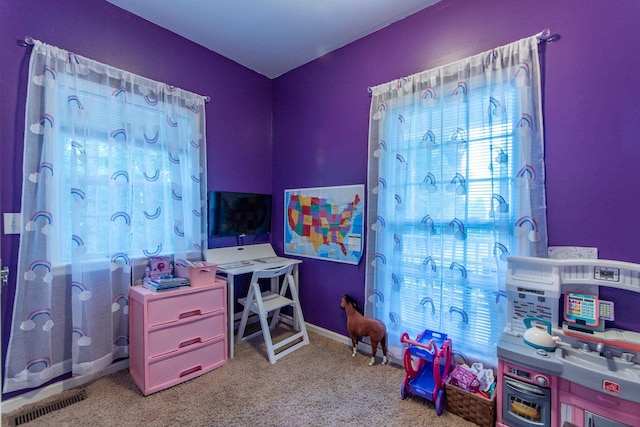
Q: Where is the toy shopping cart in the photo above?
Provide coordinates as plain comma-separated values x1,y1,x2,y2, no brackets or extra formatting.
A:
399,329,453,415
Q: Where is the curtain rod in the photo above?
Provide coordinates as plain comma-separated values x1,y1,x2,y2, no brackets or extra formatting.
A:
19,35,35,46
18,35,211,102
537,28,560,43
366,28,559,94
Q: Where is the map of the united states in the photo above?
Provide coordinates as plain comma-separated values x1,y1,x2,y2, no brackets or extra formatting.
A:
287,194,361,256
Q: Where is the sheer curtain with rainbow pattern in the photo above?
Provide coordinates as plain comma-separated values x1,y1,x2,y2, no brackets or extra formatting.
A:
4,40,207,393
364,33,548,366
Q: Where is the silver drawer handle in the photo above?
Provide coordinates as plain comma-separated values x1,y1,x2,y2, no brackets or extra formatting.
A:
504,378,546,398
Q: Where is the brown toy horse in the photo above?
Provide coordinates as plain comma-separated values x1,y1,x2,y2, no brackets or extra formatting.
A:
340,294,388,366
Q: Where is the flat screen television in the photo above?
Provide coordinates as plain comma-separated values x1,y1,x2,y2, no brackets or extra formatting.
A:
208,191,272,238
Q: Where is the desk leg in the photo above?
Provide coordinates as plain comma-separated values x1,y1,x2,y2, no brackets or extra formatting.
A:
225,275,235,359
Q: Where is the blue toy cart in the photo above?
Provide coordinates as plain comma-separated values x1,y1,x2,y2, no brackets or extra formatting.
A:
399,329,453,415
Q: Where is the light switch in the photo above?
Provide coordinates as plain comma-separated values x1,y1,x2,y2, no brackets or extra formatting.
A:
3,213,22,234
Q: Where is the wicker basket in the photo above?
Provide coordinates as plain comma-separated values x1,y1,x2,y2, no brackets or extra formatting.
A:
445,378,496,427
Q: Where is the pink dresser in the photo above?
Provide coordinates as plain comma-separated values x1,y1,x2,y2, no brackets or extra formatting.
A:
129,280,227,395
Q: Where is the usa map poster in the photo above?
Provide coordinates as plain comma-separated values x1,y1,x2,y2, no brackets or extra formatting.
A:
284,185,364,264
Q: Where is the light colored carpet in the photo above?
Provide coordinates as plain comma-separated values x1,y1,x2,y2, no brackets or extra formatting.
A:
2,328,478,426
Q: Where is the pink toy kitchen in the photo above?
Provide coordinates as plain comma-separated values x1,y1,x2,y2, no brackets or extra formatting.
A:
497,256,640,427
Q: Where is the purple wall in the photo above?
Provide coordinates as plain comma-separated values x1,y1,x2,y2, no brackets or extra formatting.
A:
2,0,640,398
0,0,272,398
273,0,640,334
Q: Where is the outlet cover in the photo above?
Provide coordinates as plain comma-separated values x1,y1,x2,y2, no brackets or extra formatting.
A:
3,213,22,234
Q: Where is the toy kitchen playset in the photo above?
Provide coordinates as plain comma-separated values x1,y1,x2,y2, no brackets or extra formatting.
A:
497,256,640,427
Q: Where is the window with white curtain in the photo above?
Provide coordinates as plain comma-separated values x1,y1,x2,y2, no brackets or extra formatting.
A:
50,79,201,265
365,34,548,367
4,40,207,393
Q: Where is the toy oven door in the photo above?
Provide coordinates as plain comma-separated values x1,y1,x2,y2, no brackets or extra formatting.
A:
502,376,551,427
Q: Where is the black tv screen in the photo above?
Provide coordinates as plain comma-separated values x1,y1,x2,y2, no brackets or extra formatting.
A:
208,191,272,238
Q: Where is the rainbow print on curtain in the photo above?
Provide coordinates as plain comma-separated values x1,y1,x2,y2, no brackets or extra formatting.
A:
4,40,207,393
365,33,548,366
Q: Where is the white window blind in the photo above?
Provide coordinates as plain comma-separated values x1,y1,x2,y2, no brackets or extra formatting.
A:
365,35,547,366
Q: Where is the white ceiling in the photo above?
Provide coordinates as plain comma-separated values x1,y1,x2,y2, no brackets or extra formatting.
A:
105,0,441,79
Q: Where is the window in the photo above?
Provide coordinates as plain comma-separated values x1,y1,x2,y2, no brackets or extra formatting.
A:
4,40,208,393
365,36,547,366
49,80,201,265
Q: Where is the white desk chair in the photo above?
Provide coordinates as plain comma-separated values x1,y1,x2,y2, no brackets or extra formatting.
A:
236,263,309,364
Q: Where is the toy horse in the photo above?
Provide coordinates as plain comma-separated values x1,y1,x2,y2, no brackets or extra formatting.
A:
340,294,388,366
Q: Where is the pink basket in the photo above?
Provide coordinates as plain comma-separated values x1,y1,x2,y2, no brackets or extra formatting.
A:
175,263,217,287
449,365,481,392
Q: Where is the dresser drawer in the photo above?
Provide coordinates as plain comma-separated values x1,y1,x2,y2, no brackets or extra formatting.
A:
129,281,228,396
147,285,225,326
146,335,227,394
148,310,225,358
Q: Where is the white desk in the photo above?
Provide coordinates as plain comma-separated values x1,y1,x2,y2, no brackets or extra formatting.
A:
206,244,301,359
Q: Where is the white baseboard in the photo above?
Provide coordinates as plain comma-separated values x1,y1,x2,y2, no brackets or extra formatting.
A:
2,324,354,414
306,322,396,364
1,359,129,414
306,322,352,346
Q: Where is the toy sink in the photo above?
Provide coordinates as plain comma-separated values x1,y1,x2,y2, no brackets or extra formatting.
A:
555,344,640,403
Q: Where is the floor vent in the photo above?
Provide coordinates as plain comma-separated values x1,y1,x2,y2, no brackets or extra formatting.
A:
7,389,88,426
